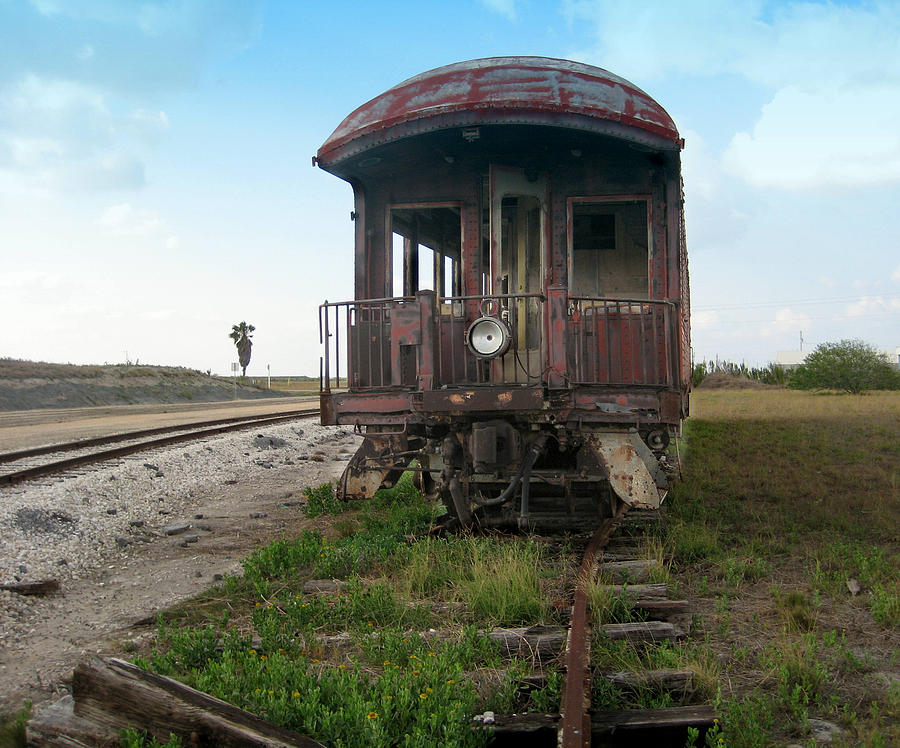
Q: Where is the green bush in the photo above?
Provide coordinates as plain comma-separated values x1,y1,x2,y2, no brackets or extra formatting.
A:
789,339,900,393
304,483,345,517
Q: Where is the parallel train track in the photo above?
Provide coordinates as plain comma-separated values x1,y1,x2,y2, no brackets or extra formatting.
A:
0,408,320,486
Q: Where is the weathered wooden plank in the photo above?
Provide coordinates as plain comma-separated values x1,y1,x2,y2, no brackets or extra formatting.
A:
26,695,119,747
605,668,694,694
632,598,692,627
0,579,59,595
486,626,568,660
483,705,717,742
72,657,324,748
300,579,348,594
592,704,717,731
600,583,669,600
598,559,659,584
598,621,686,643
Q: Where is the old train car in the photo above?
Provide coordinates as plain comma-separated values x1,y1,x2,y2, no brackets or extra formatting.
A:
315,57,689,528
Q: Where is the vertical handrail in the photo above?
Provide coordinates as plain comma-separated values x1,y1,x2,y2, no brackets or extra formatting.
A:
322,303,331,392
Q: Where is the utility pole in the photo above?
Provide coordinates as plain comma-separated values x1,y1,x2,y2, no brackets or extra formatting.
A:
800,331,804,352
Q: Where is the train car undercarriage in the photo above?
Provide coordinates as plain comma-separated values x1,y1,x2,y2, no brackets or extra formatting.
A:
336,415,675,530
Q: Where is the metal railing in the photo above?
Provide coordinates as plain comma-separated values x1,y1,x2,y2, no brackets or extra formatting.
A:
320,294,678,392
568,298,677,386
435,293,546,386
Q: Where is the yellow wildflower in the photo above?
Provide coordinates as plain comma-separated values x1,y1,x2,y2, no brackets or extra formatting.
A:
419,693,428,700
293,691,301,698
425,687,433,693
366,711,379,720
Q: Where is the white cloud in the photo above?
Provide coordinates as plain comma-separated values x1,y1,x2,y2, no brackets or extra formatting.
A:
479,0,518,20
0,74,150,192
564,1,900,88
761,307,810,338
680,129,719,201
692,310,719,331
724,84,900,189
565,1,900,189
0,271,62,290
893,265,900,283
841,296,900,318
96,203,165,235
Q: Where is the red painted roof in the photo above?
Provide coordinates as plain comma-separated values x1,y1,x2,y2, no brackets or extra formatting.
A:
317,57,680,165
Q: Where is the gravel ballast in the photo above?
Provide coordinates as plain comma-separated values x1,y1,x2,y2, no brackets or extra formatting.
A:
0,420,357,709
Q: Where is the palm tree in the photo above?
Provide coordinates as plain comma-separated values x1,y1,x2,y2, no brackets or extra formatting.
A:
229,321,255,376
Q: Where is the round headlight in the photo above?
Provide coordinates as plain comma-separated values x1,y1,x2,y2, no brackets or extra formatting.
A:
465,316,511,359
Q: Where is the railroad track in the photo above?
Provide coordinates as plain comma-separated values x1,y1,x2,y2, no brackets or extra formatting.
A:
486,505,717,747
0,408,320,487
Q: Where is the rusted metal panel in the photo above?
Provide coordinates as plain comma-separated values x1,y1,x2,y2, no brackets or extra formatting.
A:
317,57,681,167
582,433,665,509
328,392,413,414
546,285,568,388
337,432,410,500
419,386,544,412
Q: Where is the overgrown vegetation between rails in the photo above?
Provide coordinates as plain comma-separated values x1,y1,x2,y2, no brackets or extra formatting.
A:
125,475,569,747
663,389,900,747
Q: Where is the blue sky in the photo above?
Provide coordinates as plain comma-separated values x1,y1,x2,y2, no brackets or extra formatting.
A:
2,0,898,376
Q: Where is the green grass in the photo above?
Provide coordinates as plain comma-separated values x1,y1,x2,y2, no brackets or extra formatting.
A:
664,389,900,747
0,702,30,748
132,473,566,747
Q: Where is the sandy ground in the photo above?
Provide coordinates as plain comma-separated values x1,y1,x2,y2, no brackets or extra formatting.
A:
0,405,357,716
0,396,318,452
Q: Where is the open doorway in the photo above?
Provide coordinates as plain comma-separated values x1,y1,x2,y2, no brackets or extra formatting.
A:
490,166,547,381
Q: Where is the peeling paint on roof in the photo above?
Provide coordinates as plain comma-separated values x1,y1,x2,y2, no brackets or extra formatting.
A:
318,56,680,164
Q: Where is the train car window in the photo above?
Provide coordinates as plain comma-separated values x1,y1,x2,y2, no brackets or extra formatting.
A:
390,206,462,299
570,200,649,299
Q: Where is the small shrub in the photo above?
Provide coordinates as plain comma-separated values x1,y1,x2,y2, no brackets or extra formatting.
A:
120,729,183,747
720,556,769,586
304,483,345,518
870,583,900,627
772,588,817,632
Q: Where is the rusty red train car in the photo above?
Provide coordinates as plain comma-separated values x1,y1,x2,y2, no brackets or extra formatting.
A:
316,57,690,528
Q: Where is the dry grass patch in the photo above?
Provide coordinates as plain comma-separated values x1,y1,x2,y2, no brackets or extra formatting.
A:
667,389,900,747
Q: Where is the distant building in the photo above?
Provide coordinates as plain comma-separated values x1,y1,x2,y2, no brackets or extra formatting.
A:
776,347,900,370
775,350,807,370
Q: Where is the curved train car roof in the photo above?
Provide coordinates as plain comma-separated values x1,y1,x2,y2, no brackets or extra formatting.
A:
317,56,681,169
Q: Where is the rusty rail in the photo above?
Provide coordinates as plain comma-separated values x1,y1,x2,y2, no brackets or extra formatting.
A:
558,501,629,748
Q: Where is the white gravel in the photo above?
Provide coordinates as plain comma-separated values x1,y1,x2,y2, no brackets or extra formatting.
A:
0,421,355,650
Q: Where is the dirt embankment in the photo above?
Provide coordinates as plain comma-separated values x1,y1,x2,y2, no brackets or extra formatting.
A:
0,359,292,411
